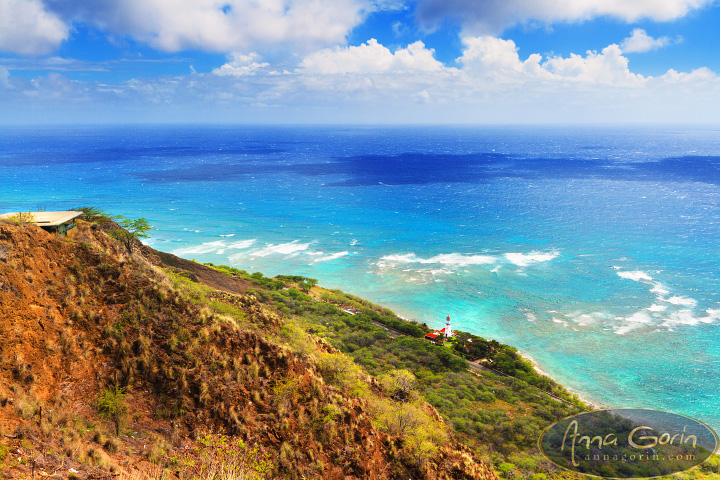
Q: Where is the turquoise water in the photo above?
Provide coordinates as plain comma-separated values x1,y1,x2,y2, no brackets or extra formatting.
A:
2,125,720,428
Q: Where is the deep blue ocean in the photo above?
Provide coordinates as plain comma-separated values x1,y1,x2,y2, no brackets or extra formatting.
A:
2,125,720,429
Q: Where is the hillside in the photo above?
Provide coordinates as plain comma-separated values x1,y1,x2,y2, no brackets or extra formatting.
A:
0,219,497,479
4,216,719,480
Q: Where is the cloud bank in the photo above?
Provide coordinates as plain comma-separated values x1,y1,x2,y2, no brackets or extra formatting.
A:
3,34,719,124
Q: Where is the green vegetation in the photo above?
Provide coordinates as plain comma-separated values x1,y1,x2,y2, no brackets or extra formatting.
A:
108,216,153,254
96,386,128,436
73,207,152,254
204,263,432,338
74,206,112,223
276,275,318,292
196,263,589,478
451,330,559,392
176,433,274,480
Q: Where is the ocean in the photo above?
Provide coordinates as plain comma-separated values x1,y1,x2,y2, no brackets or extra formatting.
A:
2,125,719,429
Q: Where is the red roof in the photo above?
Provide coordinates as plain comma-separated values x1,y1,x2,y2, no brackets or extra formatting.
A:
425,332,439,339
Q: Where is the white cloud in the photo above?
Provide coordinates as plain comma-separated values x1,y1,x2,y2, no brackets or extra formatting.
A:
44,0,371,54
0,0,68,55
300,39,444,74
212,53,270,76
458,36,549,80
659,66,717,83
458,36,644,86
620,29,673,53
543,44,645,86
4,37,720,125
415,0,713,35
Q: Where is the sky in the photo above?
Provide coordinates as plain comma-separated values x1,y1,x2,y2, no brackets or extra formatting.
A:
1,0,720,124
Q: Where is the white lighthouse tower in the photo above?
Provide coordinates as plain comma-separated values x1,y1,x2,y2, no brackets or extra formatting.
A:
444,316,452,339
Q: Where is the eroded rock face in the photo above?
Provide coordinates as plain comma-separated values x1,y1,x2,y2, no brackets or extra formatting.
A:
0,222,498,480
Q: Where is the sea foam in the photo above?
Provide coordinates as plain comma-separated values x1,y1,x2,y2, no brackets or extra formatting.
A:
174,241,227,255
379,252,497,267
312,251,350,263
504,250,559,266
660,309,720,328
614,311,654,335
616,270,653,282
664,295,698,307
250,241,311,257
227,239,256,249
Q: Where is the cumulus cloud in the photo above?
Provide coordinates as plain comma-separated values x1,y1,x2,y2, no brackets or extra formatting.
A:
0,0,68,55
620,29,674,53
458,36,548,80
212,53,270,76
543,44,645,85
415,0,712,35
3,36,720,124
300,39,444,74
44,0,371,54
458,36,644,86
660,66,717,83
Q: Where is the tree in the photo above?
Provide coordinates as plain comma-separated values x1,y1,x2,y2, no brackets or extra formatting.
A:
109,216,152,254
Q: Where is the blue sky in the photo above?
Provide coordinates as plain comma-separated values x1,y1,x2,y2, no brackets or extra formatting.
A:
1,0,719,124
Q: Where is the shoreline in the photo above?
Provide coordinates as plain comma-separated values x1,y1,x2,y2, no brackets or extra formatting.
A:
518,351,606,409
320,278,608,410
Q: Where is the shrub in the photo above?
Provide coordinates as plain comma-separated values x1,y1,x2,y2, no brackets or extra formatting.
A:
97,386,128,436
379,369,417,402
498,462,516,475
178,433,273,479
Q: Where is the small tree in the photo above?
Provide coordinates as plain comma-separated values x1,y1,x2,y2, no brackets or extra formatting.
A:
97,386,128,436
109,216,152,254
299,277,318,293
73,206,112,224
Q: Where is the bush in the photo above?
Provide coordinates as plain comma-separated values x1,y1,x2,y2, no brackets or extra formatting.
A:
97,386,128,436
379,369,417,401
179,433,273,479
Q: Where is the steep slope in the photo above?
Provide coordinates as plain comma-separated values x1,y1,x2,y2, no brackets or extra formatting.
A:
0,221,497,480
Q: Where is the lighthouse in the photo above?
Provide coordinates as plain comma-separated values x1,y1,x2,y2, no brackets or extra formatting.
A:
444,316,452,339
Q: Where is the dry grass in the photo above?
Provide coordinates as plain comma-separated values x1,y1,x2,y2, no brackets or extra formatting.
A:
1,211,36,225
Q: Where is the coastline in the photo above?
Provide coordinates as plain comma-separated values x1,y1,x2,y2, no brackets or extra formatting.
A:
518,351,606,410
377,296,605,410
